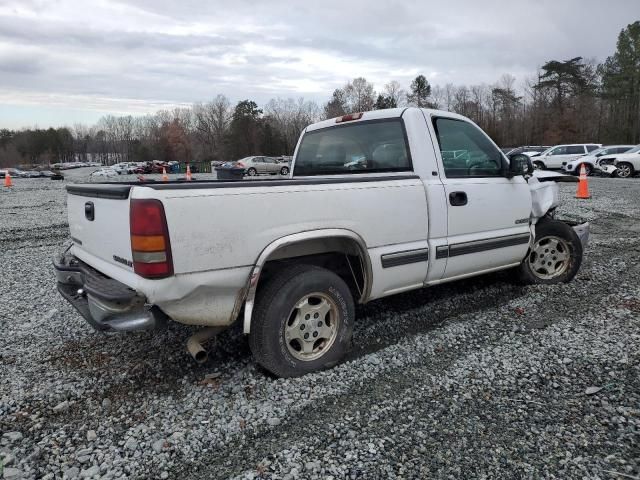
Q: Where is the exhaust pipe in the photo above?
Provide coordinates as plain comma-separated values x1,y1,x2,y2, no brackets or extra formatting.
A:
186,327,225,363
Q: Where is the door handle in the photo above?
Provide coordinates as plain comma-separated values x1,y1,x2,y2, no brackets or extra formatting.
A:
449,191,468,206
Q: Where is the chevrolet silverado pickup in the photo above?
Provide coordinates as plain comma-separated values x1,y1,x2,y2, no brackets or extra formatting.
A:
54,108,589,377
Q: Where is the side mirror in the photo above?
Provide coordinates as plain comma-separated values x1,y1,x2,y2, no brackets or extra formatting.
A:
507,153,534,178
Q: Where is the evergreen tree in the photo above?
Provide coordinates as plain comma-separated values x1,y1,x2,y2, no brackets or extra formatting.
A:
406,75,432,107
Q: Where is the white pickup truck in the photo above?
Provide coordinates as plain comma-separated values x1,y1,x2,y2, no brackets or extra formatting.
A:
55,108,589,377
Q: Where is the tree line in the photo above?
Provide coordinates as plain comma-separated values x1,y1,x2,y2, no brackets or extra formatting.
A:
1,21,638,168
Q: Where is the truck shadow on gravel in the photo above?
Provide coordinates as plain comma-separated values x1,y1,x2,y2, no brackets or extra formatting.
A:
45,270,527,388
347,270,526,359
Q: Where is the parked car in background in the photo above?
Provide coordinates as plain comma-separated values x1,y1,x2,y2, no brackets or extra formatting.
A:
506,146,551,158
50,171,64,180
111,162,139,174
151,160,170,173
90,168,118,178
236,156,290,176
609,146,640,178
26,170,43,178
4,168,28,178
40,170,55,177
532,144,601,170
563,145,636,176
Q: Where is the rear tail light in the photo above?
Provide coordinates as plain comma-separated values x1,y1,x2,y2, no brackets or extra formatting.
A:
236,161,245,168
130,199,173,278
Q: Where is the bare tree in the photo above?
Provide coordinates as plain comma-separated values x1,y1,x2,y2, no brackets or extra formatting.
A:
264,97,320,153
384,81,405,107
193,94,232,160
343,77,376,112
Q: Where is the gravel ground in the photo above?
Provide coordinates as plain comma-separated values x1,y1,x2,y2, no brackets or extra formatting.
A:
0,172,638,479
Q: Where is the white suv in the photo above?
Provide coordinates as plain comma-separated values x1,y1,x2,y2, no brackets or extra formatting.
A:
612,146,640,178
533,144,601,170
563,145,636,176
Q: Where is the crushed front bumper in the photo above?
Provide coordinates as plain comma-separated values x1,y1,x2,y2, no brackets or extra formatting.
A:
54,252,167,331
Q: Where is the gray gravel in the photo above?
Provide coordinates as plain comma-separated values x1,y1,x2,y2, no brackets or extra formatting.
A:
1,172,639,479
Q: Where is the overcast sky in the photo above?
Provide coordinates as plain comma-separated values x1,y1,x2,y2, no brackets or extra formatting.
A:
0,0,637,129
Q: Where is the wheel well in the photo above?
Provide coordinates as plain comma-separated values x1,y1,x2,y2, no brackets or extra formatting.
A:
258,237,369,303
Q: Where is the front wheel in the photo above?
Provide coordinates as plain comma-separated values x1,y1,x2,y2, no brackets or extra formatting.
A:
616,162,633,178
246,168,257,176
518,219,583,284
250,265,354,377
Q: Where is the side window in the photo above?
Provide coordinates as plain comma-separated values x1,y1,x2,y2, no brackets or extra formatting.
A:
550,146,567,155
566,146,586,155
586,145,599,152
295,119,411,176
433,117,505,178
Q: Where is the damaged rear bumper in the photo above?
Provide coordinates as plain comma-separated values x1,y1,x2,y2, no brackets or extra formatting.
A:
54,252,167,331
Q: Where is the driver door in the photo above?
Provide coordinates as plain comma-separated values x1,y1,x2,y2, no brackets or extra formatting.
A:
431,117,532,280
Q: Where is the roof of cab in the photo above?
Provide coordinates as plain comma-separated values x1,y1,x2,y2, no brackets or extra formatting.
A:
305,107,467,133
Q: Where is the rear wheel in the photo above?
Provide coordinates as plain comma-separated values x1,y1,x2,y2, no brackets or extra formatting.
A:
616,162,633,178
246,167,257,176
250,265,354,377
280,166,290,176
518,219,582,284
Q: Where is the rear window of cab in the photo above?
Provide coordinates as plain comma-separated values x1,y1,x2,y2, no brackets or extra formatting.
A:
294,119,412,176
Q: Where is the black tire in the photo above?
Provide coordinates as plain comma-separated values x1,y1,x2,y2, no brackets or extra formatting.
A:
533,161,546,170
518,219,583,285
616,162,633,178
249,264,354,377
247,168,257,176
280,166,290,176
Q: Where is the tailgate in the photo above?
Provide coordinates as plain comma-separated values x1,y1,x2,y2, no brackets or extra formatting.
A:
66,184,135,272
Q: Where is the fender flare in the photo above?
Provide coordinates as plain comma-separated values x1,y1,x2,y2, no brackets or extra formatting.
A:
240,229,372,333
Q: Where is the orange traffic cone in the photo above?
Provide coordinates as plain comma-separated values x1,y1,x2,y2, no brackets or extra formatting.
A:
162,167,169,182
185,164,192,181
4,172,12,187
575,163,591,199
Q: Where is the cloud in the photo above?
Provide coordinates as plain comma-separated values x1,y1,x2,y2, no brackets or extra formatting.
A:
0,0,637,128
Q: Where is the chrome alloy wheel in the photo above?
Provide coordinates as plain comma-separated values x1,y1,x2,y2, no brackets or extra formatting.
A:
617,163,632,178
284,293,339,361
527,236,572,280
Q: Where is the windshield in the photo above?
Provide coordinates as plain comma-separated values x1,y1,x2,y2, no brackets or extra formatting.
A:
539,147,553,156
589,147,607,156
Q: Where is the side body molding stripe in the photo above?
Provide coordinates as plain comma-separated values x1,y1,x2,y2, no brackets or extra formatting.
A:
435,233,531,259
381,248,429,268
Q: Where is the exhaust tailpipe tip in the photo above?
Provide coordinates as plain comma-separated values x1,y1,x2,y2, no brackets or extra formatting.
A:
186,327,225,364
